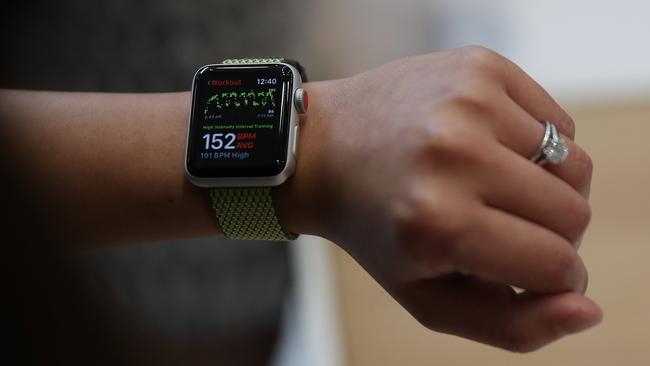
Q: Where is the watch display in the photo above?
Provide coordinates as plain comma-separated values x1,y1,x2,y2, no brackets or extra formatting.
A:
186,64,294,178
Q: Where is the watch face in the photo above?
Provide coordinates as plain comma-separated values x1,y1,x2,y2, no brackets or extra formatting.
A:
186,64,294,178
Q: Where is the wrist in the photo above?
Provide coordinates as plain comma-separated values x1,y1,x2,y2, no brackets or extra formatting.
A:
276,80,342,238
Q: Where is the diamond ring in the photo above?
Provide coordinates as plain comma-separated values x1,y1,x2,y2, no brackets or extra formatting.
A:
531,121,569,165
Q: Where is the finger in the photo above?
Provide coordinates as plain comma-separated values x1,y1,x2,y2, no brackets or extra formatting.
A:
498,56,576,140
545,142,594,199
453,206,587,293
489,97,593,195
392,275,603,352
472,140,591,244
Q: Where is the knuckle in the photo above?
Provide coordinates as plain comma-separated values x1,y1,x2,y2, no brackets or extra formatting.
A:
568,196,592,235
421,126,485,167
391,188,467,267
548,248,580,290
562,114,576,138
573,147,594,185
456,45,504,72
583,154,594,181
420,128,457,159
444,87,495,115
391,190,429,242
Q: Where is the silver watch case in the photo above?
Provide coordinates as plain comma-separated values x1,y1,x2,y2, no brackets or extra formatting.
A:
185,62,303,188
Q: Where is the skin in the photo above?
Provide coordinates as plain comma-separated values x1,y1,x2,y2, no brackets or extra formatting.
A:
0,46,602,352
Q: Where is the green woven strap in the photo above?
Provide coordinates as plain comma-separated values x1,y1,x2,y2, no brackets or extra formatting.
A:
222,57,308,81
223,57,287,64
210,188,297,241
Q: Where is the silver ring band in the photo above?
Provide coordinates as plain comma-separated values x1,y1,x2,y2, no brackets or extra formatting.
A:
531,121,569,165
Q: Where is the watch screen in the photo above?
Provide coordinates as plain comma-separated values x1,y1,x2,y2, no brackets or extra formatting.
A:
186,64,294,178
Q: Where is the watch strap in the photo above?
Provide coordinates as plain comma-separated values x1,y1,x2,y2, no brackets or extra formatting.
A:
210,187,297,241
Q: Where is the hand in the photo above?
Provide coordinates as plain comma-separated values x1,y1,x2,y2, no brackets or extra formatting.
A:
282,46,601,352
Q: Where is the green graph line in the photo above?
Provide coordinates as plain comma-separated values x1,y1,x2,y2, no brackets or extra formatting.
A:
204,89,276,114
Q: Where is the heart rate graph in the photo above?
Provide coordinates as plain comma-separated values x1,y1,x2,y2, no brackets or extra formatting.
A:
204,89,277,115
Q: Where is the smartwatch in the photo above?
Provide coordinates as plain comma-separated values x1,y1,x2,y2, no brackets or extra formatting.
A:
185,58,308,241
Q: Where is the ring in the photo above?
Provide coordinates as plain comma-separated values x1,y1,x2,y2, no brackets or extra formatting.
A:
531,121,569,165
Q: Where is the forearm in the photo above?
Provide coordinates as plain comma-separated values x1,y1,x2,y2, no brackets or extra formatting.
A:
0,90,219,247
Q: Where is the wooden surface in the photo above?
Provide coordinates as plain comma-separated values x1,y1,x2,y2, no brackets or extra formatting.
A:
332,101,650,365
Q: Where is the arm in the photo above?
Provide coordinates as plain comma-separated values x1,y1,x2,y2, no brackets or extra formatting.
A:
0,47,602,351
0,90,217,246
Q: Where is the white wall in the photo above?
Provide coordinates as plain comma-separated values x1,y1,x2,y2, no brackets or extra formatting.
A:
437,0,650,103
304,0,435,79
306,0,650,103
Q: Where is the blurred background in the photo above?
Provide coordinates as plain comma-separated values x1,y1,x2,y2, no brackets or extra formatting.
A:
2,0,649,365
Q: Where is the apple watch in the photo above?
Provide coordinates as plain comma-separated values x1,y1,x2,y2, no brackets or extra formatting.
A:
185,57,308,241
